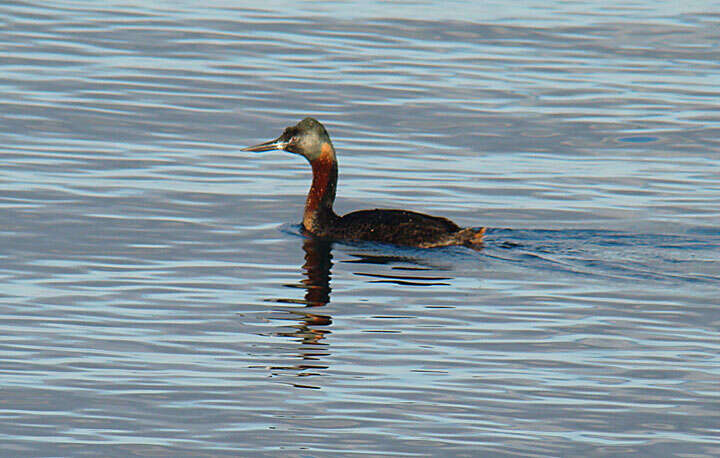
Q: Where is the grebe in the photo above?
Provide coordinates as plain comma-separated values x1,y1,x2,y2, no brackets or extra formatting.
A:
242,117,485,248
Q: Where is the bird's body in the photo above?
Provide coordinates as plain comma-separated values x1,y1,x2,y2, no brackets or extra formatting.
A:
242,117,484,248
325,209,483,248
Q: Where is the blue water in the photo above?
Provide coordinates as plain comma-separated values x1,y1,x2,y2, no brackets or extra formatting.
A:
1,1,719,455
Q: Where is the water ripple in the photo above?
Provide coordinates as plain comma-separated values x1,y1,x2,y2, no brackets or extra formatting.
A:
1,0,719,455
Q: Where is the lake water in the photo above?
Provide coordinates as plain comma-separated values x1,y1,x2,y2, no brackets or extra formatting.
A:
1,1,719,455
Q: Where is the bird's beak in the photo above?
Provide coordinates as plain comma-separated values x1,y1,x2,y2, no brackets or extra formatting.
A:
241,137,288,153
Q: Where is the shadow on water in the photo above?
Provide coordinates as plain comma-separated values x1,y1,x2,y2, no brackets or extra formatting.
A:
264,238,334,389
258,225,718,392
264,233,467,389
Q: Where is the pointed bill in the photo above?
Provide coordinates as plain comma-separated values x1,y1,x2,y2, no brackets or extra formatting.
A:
241,137,289,153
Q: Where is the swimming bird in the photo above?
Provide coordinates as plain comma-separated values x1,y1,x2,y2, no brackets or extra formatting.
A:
242,117,485,248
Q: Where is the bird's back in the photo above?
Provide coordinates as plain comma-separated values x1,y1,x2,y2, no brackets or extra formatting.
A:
327,209,475,247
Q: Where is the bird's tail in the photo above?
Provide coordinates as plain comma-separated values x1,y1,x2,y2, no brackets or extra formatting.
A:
457,227,486,248
418,227,486,249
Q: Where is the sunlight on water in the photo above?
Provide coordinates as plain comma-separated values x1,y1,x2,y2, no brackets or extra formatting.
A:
1,0,719,455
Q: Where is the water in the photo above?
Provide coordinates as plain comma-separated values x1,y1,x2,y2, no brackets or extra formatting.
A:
1,1,719,455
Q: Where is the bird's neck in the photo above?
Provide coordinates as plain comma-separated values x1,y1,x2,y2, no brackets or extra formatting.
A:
304,142,339,233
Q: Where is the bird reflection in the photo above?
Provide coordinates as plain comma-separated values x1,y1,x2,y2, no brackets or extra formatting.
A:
275,237,334,346
267,237,334,387
268,236,460,388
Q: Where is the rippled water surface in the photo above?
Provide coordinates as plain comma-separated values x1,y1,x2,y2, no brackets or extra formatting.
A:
2,1,719,455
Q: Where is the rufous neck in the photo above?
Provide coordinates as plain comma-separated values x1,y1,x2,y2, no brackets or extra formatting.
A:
303,142,338,232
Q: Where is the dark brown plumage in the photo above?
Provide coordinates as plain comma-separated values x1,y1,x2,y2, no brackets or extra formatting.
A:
242,117,485,248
